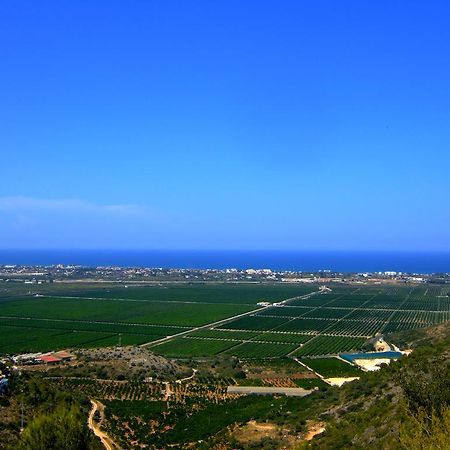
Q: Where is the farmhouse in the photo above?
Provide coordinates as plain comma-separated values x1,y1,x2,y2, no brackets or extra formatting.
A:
37,355,61,364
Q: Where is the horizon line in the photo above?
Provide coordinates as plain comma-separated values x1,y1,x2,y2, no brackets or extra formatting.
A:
1,248,450,254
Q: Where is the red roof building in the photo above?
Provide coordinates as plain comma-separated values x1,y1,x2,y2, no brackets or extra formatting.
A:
37,355,61,364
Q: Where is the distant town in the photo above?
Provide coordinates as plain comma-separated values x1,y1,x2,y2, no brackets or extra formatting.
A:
0,263,448,285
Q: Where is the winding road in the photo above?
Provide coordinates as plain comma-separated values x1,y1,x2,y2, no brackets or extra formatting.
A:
88,400,119,450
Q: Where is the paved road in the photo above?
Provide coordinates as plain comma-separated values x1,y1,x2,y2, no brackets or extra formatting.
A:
227,385,312,397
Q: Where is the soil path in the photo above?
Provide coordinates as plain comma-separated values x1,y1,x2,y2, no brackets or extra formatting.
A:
88,400,119,450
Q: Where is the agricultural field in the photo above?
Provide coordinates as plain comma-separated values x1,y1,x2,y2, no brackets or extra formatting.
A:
324,319,385,336
223,342,298,358
254,306,312,317
274,318,336,333
292,336,368,357
0,296,254,326
101,390,317,448
49,374,242,448
34,283,318,305
251,332,311,344
302,307,350,319
300,357,361,377
216,315,289,331
0,282,320,354
160,284,449,359
149,337,238,357
188,329,260,340
0,324,161,354
1,282,449,360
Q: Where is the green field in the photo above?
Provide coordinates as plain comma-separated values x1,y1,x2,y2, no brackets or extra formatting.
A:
223,341,298,358
217,315,289,331
4,284,312,353
1,283,449,358
0,296,254,326
251,332,311,344
292,336,367,357
188,328,260,340
0,317,188,335
0,324,163,353
151,337,238,357
301,357,361,377
50,283,318,304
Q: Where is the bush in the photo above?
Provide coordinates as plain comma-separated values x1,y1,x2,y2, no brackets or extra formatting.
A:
16,405,96,450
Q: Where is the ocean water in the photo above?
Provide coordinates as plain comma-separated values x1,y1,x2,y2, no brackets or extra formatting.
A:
0,249,449,274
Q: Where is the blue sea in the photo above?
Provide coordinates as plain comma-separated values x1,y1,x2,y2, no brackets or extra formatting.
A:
0,250,449,274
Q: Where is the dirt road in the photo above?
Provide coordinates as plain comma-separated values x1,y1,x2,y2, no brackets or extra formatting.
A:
88,400,119,450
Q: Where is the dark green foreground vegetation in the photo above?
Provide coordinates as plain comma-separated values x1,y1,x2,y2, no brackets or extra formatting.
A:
0,369,101,450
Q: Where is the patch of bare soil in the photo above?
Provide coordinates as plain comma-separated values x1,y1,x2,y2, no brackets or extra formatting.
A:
42,346,190,380
231,419,307,449
233,420,279,444
425,323,449,342
303,421,326,441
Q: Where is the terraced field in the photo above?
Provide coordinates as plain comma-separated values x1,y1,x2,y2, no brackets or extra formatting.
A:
1,282,449,358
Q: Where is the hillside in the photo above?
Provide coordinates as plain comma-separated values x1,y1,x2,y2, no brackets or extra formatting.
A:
201,322,450,449
1,320,449,449
305,322,450,449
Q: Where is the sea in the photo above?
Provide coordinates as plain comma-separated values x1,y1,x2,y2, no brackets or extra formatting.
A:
0,250,449,274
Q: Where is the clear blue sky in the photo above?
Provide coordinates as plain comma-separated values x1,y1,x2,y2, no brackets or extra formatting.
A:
1,1,449,250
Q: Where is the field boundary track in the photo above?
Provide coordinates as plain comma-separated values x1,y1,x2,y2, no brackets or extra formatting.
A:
0,316,192,329
43,295,258,307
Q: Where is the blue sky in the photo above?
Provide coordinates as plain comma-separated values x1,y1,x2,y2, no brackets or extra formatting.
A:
0,1,449,250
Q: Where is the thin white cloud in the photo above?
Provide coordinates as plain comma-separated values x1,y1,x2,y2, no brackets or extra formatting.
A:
0,196,147,215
